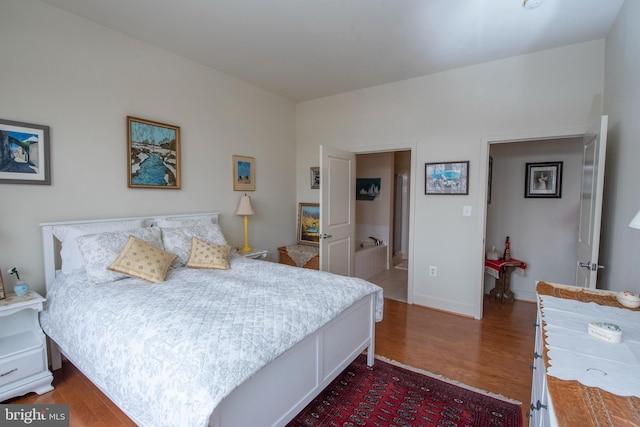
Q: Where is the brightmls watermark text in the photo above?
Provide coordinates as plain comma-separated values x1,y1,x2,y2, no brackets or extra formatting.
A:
1,405,69,426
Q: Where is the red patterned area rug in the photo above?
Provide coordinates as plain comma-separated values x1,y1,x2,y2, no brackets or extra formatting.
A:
288,354,522,427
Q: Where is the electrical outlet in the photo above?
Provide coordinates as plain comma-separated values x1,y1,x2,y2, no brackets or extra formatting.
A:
429,266,437,277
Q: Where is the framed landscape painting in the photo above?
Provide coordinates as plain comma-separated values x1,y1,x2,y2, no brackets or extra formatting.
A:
425,161,469,195
128,116,181,189
0,118,51,185
297,203,320,246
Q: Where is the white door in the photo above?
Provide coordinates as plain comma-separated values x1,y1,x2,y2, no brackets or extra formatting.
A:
575,115,608,288
320,145,356,276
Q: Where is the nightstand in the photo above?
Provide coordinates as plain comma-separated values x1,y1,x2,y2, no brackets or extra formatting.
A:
0,291,54,402
238,249,269,260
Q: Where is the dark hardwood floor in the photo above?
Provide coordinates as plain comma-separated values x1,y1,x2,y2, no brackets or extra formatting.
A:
7,296,537,426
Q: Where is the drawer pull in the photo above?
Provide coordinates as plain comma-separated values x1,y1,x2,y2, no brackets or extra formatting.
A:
0,368,18,377
530,400,547,411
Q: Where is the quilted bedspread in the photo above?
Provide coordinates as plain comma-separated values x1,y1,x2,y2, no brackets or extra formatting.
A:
40,255,383,427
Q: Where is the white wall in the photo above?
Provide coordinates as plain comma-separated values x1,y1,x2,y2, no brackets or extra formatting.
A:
601,0,640,292
486,138,583,301
297,41,605,317
0,1,296,295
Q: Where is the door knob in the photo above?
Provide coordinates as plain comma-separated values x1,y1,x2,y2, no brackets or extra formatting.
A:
579,262,604,271
322,233,332,239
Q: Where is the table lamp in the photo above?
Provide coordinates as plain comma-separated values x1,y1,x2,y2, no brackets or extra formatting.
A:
236,194,255,252
630,209,640,230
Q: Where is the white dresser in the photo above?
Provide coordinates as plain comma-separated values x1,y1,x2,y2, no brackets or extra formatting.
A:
530,282,640,426
0,291,54,402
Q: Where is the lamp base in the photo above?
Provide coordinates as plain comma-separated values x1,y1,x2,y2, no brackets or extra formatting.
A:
239,246,253,253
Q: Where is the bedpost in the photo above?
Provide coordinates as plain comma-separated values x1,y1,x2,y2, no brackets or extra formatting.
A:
367,293,376,366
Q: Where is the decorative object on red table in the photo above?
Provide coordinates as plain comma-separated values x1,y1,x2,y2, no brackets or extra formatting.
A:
503,236,511,260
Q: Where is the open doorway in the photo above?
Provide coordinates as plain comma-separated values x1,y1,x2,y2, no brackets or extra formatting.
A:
355,150,411,302
484,137,583,303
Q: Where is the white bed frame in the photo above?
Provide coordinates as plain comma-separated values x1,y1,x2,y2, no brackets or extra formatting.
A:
40,212,376,427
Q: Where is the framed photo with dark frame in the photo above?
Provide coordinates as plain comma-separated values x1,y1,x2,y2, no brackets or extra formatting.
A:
297,202,320,246
127,116,181,189
425,161,469,195
232,155,256,191
525,161,562,198
0,118,51,185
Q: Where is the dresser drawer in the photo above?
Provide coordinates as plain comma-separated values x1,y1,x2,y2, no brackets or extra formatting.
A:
0,348,46,388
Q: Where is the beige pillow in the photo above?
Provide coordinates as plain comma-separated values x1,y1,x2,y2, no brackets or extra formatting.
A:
186,237,231,270
108,236,177,283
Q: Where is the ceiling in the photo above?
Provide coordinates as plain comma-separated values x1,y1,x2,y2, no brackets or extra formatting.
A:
38,0,624,102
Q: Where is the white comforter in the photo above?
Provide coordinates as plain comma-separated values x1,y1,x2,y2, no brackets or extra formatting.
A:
40,255,383,427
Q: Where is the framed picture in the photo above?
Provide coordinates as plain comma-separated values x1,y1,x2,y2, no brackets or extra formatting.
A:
0,270,5,300
297,203,320,246
233,155,255,191
525,161,562,198
0,118,51,185
127,116,180,189
487,156,493,204
310,167,320,189
356,178,381,201
425,161,469,195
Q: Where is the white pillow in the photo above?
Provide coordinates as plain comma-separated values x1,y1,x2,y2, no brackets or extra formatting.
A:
154,216,214,228
76,227,165,284
52,219,145,274
161,224,228,267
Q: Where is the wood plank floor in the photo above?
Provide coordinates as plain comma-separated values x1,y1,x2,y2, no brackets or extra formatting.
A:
7,297,537,426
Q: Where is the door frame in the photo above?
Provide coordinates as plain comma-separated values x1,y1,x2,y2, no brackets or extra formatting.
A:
352,142,417,304
476,127,588,319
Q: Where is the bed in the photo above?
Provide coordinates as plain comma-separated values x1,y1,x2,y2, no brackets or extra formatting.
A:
39,212,383,427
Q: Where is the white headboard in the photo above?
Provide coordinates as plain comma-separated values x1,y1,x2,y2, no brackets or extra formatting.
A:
40,212,220,291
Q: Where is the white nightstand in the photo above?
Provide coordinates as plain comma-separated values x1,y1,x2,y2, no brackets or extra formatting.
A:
0,291,54,402
238,249,269,260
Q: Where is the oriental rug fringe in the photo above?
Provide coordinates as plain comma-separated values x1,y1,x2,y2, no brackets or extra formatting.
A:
288,354,522,427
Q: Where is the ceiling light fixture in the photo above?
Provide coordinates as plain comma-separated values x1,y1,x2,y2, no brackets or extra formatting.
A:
523,0,544,9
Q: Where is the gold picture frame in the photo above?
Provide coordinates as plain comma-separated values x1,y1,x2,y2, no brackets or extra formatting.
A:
297,203,320,246
127,116,181,189
233,155,255,191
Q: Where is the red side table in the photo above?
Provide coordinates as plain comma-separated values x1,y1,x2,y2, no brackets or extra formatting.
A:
485,258,527,303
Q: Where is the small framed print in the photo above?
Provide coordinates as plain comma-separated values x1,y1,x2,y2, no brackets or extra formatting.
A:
310,167,320,189
233,155,255,191
525,162,562,198
128,116,180,189
425,161,469,195
0,118,51,185
0,270,5,300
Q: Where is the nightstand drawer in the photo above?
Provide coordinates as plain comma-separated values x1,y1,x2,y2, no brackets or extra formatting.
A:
0,348,46,388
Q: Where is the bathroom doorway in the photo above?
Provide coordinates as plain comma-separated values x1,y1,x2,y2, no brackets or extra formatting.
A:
355,150,410,302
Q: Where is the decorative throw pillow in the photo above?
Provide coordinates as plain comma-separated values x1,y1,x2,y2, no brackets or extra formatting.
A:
108,236,177,283
186,238,231,270
76,227,165,284
161,224,228,267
